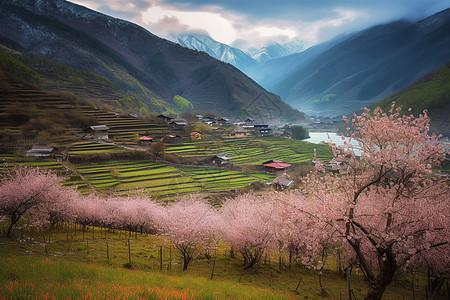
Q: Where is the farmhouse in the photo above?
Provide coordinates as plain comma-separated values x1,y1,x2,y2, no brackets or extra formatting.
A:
26,145,56,158
259,128,272,136
272,173,294,190
156,114,174,123
210,153,231,166
139,136,153,145
162,134,182,143
326,158,348,174
244,118,254,125
190,131,202,140
85,125,110,140
170,119,187,128
232,129,248,137
216,117,229,125
263,160,291,173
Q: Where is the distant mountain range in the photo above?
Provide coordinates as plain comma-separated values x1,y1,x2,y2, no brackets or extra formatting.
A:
247,8,450,116
0,0,304,122
169,33,309,74
169,33,258,74
247,40,310,63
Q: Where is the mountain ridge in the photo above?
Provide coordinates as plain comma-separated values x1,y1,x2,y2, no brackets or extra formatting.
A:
248,8,450,116
0,0,304,122
169,33,309,74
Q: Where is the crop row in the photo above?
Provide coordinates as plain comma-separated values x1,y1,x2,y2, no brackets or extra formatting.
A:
74,161,201,200
166,138,332,166
181,169,269,191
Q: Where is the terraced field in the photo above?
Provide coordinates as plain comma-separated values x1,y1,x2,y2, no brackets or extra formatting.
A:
0,72,88,146
69,141,123,155
166,137,332,165
0,159,88,192
74,161,202,201
181,168,275,191
79,109,180,144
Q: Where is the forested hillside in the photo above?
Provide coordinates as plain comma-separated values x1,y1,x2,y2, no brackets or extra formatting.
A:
374,62,450,137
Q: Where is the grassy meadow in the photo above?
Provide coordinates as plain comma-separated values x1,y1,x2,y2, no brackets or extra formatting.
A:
0,224,427,300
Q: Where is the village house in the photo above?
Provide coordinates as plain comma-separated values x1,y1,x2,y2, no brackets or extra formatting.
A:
210,153,231,166
244,118,254,125
216,117,229,125
26,145,56,158
190,131,202,140
170,119,187,129
162,134,182,143
325,158,348,174
232,129,248,137
139,136,153,145
272,130,290,138
156,114,174,124
259,128,272,136
84,125,110,140
263,160,291,173
272,173,294,190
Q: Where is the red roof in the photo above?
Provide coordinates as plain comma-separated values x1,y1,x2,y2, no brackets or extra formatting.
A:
264,162,291,169
140,136,153,141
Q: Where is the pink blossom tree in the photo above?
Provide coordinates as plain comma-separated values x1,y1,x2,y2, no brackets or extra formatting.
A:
66,193,103,230
38,185,79,228
0,167,72,236
220,194,277,269
108,197,163,234
156,198,220,271
289,104,449,300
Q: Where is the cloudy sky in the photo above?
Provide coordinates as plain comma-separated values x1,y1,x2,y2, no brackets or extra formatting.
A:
70,0,450,49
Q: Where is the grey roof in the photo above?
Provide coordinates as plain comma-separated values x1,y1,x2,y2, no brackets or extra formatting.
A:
214,153,230,160
26,145,54,156
171,120,187,126
273,177,294,187
90,125,109,131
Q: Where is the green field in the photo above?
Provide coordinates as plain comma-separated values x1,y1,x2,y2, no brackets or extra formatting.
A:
181,168,274,191
166,137,332,165
1,135,333,200
69,141,124,155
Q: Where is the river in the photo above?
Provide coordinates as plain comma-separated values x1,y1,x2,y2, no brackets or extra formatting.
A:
304,132,361,155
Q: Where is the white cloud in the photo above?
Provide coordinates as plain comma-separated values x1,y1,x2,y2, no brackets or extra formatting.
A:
141,5,237,44
255,26,297,39
69,0,449,50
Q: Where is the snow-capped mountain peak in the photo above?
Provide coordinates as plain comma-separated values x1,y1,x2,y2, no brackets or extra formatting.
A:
168,33,258,73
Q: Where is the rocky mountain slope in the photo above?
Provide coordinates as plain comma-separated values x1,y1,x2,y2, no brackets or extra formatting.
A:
169,33,258,75
247,40,309,63
170,33,309,73
0,0,304,122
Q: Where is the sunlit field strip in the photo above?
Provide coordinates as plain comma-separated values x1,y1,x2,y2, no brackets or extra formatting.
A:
69,149,125,154
114,177,198,191
6,162,63,169
75,161,163,170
